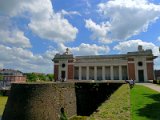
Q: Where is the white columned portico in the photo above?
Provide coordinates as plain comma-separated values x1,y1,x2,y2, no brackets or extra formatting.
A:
94,66,97,80
102,66,105,80
111,66,113,80
119,66,122,80
79,66,81,80
86,66,89,80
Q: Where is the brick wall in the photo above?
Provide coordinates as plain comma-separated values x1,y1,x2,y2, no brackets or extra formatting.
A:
2,83,77,120
4,76,26,83
128,63,135,80
68,65,74,80
54,65,59,81
147,62,154,80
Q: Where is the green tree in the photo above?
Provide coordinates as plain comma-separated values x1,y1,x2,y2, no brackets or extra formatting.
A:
25,73,38,82
37,74,46,81
0,75,3,81
46,74,54,81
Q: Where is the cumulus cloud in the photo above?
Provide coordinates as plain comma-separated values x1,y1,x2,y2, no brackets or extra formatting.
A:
113,39,160,69
86,0,160,42
0,16,31,48
0,44,57,73
113,39,160,56
71,43,110,55
0,0,78,43
0,0,79,73
158,36,160,41
60,10,81,16
56,43,110,56
85,19,111,43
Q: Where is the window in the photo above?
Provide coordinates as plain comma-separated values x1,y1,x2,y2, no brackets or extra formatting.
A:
62,63,65,68
138,61,143,66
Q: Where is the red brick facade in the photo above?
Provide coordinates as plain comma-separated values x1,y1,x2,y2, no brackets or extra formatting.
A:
128,63,136,80
147,62,154,80
68,65,74,80
54,65,59,81
3,75,26,83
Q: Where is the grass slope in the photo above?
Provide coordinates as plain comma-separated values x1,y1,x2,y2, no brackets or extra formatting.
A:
131,85,160,120
89,84,130,120
0,96,8,116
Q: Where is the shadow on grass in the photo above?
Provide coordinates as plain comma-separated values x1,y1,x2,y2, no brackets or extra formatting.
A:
137,93,160,120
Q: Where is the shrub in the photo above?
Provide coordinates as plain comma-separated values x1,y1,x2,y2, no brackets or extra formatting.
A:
153,80,160,84
153,80,157,84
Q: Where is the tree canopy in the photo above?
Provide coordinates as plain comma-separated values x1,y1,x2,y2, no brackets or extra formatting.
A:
25,73,54,82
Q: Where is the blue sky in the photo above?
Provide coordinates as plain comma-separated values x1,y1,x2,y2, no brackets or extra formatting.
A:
0,0,160,73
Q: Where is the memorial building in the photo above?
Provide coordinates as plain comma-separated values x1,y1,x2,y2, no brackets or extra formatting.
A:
53,45,157,82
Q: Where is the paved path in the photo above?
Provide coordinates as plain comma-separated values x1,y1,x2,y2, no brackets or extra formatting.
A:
136,83,160,93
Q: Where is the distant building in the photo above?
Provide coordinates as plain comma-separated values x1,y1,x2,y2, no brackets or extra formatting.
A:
53,46,157,82
0,69,26,86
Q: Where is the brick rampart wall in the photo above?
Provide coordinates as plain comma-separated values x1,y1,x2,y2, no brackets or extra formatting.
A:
2,83,77,120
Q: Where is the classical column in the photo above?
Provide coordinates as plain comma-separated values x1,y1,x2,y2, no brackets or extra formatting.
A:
119,66,122,80
79,66,81,80
86,66,89,80
102,66,105,80
94,66,97,80
111,66,113,80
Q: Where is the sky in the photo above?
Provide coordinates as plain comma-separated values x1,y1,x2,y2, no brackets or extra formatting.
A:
0,0,160,73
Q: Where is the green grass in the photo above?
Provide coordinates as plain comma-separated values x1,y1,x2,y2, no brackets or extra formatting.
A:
69,116,88,120
88,84,130,120
70,84,130,120
131,85,160,120
0,96,8,116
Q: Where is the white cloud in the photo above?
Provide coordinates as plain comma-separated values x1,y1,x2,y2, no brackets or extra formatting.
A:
29,13,78,43
158,36,160,41
0,16,31,48
60,10,81,16
71,43,110,55
113,39,160,56
0,0,75,73
96,0,160,41
0,0,78,43
0,44,57,73
85,19,111,43
113,39,160,69
57,43,110,56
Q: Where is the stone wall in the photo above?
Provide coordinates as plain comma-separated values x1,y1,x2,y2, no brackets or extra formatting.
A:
2,82,124,120
2,83,76,120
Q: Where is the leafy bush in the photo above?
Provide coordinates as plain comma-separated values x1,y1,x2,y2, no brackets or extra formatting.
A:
153,80,160,84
